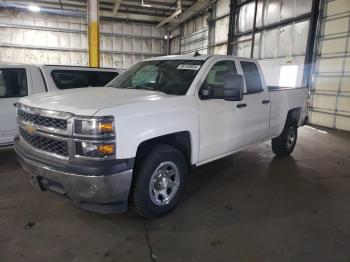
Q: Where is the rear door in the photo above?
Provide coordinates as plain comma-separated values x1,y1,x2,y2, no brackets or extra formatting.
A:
0,67,30,146
238,60,270,145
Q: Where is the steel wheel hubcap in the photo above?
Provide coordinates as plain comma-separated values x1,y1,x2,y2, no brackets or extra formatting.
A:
286,127,296,149
149,161,180,206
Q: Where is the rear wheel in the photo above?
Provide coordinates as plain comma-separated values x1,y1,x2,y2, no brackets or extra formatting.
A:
131,144,187,218
272,124,298,157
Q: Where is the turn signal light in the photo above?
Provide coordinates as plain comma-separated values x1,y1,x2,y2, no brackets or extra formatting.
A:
97,144,115,155
99,122,114,133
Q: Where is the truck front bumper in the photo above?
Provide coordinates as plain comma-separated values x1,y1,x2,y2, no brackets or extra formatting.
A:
15,138,134,214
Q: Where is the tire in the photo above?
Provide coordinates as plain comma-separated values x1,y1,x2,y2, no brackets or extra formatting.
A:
271,123,298,157
131,144,187,218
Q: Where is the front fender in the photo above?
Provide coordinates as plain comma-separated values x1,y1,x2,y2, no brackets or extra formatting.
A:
96,96,200,164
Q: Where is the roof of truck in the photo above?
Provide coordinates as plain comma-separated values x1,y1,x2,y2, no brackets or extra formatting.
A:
0,64,119,71
145,54,255,62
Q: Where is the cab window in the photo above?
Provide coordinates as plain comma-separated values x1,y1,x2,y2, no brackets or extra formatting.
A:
240,61,263,94
201,60,237,99
0,68,28,98
51,70,118,90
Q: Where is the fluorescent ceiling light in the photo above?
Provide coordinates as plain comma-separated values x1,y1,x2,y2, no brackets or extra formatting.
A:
28,5,41,12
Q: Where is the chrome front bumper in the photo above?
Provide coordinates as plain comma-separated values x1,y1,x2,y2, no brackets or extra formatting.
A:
15,139,133,214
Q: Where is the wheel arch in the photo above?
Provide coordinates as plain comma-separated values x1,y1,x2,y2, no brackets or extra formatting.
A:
286,108,302,126
134,131,193,169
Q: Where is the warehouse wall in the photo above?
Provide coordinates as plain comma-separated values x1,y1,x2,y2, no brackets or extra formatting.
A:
0,9,88,65
180,12,209,54
169,28,181,54
211,0,230,54
233,0,312,87
100,20,166,68
170,0,229,55
310,0,350,131
0,9,166,69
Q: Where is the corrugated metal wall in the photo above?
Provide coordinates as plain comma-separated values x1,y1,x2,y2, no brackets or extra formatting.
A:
100,20,166,68
0,10,88,65
0,9,166,69
170,0,229,55
310,0,350,131
234,0,312,87
212,0,230,54
169,28,181,55
180,13,209,54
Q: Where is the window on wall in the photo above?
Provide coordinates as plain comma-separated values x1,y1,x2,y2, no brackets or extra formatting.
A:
0,68,28,98
240,61,263,94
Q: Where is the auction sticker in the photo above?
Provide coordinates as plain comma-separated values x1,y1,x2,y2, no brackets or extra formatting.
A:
177,64,201,70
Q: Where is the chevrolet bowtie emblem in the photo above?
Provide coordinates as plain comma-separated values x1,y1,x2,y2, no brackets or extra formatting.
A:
24,122,37,135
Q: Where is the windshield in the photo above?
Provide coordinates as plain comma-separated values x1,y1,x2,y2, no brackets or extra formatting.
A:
106,60,204,95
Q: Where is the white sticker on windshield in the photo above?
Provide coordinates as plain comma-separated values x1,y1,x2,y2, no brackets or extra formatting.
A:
177,64,201,70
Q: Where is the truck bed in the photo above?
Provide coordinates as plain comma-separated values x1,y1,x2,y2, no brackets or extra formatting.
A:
268,86,308,138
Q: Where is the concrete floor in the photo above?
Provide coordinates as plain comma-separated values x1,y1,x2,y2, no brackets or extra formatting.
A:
1,125,350,262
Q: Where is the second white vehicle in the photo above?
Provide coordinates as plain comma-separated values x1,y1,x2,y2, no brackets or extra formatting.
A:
0,65,119,146
15,55,308,218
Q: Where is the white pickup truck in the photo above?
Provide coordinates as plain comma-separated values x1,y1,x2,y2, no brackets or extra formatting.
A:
14,55,308,218
0,65,119,146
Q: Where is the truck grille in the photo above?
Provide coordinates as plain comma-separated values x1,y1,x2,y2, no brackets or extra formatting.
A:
18,110,67,130
19,127,68,157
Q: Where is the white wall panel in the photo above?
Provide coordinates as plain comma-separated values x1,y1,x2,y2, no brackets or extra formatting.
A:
216,0,230,18
214,44,227,55
181,13,209,54
0,9,166,69
100,20,166,69
170,35,180,54
0,9,87,66
293,20,310,55
214,16,229,44
310,0,350,131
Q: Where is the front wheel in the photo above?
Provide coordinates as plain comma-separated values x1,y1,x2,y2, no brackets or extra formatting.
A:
131,144,187,218
272,124,298,157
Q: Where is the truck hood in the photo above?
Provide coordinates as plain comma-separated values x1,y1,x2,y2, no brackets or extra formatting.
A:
20,87,172,116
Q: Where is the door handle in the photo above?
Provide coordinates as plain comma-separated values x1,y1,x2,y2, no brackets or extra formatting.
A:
236,103,247,108
262,100,270,104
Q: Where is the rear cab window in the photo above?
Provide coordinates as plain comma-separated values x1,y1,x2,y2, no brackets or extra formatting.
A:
0,68,28,98
240,61,263,94
51,70,118,90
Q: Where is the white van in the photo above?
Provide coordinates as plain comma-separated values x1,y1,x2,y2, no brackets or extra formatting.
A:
0,65,119,146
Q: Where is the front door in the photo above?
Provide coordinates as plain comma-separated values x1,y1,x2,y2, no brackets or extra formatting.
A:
197,59,249,163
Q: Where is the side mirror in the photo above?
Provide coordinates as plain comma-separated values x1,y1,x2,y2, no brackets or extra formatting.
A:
199,87,212,99
223,74,244,101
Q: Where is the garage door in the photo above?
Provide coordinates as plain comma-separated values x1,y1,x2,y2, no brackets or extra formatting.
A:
310,0,350,131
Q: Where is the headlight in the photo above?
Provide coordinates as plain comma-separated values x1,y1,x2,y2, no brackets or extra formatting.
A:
74,117,114,137
75,141,115,158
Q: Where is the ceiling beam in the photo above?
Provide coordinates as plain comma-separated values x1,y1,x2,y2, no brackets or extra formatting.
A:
170,0,213,25
156,0,182,27
100,9,164,22
119,3,175,12
118,8,169,17
120,0,192,9
112,0,122,16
